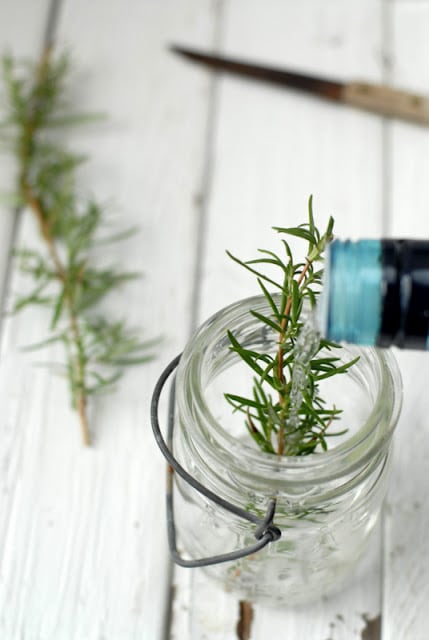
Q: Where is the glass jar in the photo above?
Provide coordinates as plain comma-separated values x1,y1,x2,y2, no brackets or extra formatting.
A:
173,295,402,606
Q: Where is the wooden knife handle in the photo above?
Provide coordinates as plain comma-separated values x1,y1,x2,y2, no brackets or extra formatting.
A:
342,82,429,125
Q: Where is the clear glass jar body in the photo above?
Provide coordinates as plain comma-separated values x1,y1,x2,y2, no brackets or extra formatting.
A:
173,295,402,606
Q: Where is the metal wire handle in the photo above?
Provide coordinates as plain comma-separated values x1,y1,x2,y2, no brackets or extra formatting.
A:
150,354,282,568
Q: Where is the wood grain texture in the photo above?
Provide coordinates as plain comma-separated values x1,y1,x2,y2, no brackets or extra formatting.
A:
198,0,386,322
0,1,216,638
1,1,428,638
382,3,429,639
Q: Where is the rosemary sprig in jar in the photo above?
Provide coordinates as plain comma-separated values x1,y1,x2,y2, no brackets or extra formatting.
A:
0,52,153,445
225,198,358,457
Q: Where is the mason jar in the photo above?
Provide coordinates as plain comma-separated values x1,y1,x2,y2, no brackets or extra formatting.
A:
172,295,402,606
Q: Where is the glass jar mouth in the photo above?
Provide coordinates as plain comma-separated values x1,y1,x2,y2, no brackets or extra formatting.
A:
176,295,402,484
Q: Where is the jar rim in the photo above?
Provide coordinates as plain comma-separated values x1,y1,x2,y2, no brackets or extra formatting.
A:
176,295,403,483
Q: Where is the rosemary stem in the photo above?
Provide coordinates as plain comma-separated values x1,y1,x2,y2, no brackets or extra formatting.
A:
18,48,92,446
21,178,91,445
226,211,352,458
77,386,91,446
276,259,312,455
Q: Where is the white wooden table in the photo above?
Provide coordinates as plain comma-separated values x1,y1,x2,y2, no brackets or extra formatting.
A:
1,1,429,638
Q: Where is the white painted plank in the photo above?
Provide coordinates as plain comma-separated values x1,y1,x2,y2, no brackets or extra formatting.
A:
0,0,52,311
172,1,388,638
0,1,216,638
381,4,429,639
199,0,386,321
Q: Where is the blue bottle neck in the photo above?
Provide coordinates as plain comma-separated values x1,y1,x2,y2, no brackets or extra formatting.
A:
321,239,383,346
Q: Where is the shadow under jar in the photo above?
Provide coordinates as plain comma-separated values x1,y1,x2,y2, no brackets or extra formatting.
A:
173,295,402,606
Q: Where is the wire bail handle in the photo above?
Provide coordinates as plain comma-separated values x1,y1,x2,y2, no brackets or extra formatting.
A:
150,354,282,568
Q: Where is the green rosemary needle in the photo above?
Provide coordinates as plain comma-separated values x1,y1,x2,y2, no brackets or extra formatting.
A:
0,51,154,445
225,197,358,457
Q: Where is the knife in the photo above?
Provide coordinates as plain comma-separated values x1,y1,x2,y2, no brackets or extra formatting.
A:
170,44,429,126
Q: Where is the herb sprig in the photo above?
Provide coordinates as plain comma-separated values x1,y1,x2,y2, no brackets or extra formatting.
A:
0,52,153,445
225,198,358,456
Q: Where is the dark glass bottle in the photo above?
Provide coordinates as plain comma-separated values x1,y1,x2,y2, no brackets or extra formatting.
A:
321,239,429,350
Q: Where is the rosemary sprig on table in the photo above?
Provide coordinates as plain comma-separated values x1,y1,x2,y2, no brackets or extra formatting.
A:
225,198,358,456
0,52,153,445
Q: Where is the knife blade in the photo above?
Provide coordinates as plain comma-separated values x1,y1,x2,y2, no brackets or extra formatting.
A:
170,44,429,126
